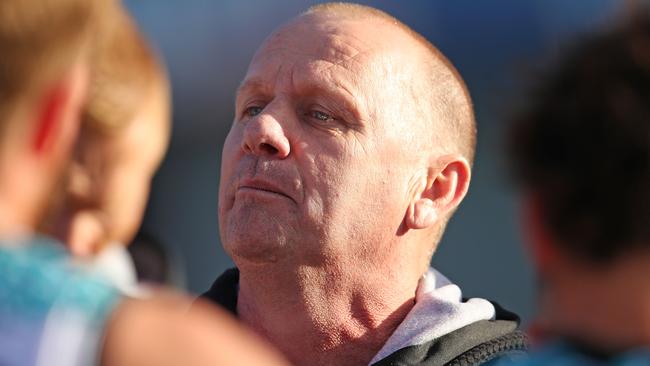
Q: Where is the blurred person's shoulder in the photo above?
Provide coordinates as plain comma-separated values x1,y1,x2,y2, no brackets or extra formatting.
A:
0,237,290,366
492,341,650,366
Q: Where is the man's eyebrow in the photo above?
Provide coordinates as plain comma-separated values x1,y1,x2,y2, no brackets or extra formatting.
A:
236,78,269,96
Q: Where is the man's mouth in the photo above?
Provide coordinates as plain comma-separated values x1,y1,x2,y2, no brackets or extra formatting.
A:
237,179,294,202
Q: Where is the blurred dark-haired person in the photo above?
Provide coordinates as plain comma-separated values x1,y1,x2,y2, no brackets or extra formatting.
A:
506,12,650,365
0,1,290,365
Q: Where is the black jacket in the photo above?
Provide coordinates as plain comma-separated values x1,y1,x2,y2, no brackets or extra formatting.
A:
201,268,528,366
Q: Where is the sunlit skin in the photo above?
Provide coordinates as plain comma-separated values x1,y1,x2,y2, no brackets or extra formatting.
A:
218,12,471,366
220,14,442,266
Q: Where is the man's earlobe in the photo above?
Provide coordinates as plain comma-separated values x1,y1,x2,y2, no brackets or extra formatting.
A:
405,156,470,230
32,82,71,154
406,199,438,230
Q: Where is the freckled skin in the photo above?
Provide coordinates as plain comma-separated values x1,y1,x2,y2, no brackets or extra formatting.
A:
219,17,423,267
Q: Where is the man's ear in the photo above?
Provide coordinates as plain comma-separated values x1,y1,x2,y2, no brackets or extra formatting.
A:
406,155,471,230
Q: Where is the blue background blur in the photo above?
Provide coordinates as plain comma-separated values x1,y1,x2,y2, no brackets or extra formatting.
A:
123,0,631,324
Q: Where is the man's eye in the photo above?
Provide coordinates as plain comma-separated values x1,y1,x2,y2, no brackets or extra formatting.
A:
310,110,334,122
244,106,263,117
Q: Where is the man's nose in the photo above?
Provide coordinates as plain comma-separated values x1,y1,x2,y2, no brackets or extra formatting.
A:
241,112,290,159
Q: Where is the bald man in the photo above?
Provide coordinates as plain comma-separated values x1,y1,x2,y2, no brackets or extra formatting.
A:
203,3,527,365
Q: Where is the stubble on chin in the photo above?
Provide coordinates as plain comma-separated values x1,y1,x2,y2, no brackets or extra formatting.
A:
221,203,292,265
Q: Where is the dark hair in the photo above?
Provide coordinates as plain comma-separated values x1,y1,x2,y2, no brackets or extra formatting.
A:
509,13,650,263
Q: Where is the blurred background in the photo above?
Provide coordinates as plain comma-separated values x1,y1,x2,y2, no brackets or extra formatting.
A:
124,0,635,324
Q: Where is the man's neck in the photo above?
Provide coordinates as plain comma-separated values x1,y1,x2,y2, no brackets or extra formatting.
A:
0,196,33,242
0,158,40,241
236,262,419,366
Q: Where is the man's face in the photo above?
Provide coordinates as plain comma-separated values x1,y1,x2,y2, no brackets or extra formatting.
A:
219,16,424,266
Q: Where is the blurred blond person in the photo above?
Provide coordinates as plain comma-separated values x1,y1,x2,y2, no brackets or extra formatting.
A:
0,1,289,365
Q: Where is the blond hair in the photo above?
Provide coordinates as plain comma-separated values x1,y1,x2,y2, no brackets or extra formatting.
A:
83,2,168,135
0,0,102,130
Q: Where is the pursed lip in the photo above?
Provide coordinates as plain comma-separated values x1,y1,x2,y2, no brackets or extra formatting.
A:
237,179,294,202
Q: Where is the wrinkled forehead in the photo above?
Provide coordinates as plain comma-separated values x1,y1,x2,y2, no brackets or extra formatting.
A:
267,18,368,58
244,15,412,87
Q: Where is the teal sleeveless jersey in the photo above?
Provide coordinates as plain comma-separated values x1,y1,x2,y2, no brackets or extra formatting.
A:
0,236,120,366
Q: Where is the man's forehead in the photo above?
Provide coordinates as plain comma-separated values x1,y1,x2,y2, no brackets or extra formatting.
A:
254,17,381,69
242,15,421,90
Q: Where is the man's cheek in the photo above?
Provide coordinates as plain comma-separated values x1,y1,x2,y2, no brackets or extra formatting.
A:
220,139,240,177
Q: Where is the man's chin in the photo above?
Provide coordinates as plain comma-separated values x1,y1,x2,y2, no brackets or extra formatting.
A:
223,238,287,266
